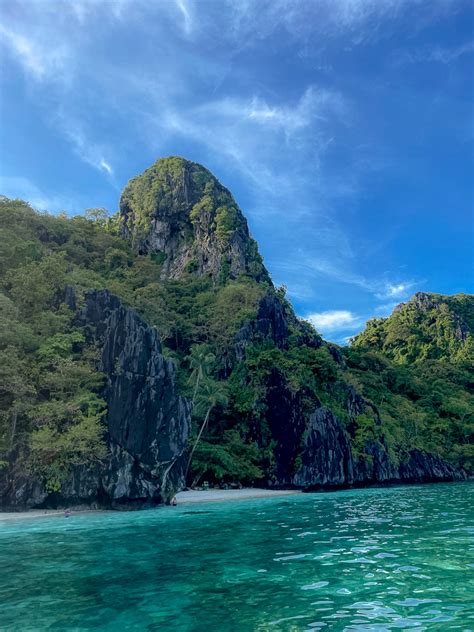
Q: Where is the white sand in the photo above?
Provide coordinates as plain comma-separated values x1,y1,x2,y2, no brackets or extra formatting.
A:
175,488,300,504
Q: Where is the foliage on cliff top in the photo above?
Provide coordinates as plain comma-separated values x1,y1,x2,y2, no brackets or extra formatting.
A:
119,157,268,282
352,292,474,365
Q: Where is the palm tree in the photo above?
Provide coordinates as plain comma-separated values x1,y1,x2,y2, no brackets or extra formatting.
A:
188,344,215,404
185,377,228,482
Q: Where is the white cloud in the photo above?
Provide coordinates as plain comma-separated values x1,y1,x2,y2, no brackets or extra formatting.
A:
270,256,421,312
55,113,115,177
387,283,407,296
149,85,347,202
214,0,459,56
99,159,113,176
307,309,362,332
377,281,417,299
0,23,70,83
0,25,45,78
246,88,345,134
175,0,193,34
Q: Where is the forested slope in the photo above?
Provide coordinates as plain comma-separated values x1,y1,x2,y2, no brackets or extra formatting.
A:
0,158,471,508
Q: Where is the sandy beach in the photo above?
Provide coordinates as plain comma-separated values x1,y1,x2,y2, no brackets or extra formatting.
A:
175,488,300,504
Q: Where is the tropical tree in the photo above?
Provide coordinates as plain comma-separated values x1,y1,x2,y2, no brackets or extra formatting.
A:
187,344,215,404
185,377,228,482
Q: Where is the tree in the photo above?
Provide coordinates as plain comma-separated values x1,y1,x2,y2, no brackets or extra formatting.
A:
84,207,109,224
0,347,35,454
185,378,228,482
187,344,215,404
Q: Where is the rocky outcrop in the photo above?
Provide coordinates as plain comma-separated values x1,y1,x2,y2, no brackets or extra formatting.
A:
1,290,191,510
292,407,353,488
120,156,269,283
292,406,466,491
234,292,322,364
234,294,289,361
397,449,464,482
77,290,191,504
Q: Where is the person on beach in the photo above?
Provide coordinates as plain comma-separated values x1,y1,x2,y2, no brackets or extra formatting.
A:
171,496,177,506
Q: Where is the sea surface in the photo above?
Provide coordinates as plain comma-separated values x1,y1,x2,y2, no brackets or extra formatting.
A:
1,482,473,631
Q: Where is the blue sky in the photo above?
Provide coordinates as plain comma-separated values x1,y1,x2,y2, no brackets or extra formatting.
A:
0,0,473,343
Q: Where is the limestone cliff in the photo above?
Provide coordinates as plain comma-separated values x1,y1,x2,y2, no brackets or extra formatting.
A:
0,290,191,509
120,156,269,283
293,407,465,490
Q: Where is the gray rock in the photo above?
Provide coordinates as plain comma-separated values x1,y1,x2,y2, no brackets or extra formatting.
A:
0,290,191,510
234,294,289,362
119,157,269,283
292,407,353,488
293,406,466,491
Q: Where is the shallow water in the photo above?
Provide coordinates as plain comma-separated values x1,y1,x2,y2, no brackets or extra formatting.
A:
1,483,473,631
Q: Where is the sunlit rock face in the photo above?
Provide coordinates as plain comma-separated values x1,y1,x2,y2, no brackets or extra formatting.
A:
119,156,269,283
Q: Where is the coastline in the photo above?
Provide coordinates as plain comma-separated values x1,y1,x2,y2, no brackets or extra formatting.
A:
0,489,300,521
0,509,106,522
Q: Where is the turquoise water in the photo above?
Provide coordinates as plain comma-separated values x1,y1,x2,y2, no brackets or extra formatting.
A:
1,483,473,631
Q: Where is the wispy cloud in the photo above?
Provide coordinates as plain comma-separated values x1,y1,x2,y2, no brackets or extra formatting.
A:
175,0,193,34
0,176,82,214
376,281,417,299
395,40,474,65
213,0,460,55
152,86,347,195
99,159,113,176
0,23,69,81
55,113,115,178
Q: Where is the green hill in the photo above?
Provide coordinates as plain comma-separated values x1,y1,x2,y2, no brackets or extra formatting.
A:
0,158,472,508
352,292,474,364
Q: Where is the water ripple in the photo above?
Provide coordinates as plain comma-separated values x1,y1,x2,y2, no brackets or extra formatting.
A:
0,482,472,630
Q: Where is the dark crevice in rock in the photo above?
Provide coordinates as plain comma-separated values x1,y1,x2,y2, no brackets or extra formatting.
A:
1,290,191,510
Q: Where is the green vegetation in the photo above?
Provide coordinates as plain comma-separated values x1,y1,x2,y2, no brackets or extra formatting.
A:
353,293,474,364
1,193,472,494
121,156,245,248
119,156,269,283
0,198,269,488
347,294,474,470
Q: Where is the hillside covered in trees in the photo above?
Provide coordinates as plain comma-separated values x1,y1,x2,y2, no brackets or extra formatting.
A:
0,157,472,508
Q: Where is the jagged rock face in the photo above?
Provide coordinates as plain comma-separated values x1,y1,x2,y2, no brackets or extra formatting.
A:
0,291,191,510
292,407,353,488
264,370,308,485
292,407,466,491
75,290,192,506
234,292,322,366
234,294,289,362
119,156,269,283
